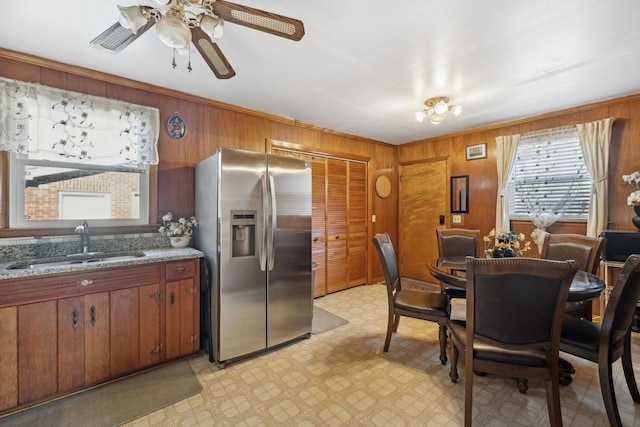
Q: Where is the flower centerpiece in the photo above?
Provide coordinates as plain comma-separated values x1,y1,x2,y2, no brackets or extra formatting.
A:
159,212,198,248
483,228,531,258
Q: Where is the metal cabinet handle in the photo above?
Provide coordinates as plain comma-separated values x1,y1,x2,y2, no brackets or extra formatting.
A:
173,267,186,274
170,291,175,306
90,305,97,326
77,279,93,286
72,308,79,329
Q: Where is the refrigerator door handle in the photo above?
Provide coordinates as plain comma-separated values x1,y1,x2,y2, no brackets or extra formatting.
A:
268,173,277,271
259,173,268,271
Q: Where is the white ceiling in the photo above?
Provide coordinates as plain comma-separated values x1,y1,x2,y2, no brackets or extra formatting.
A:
2,1,640,145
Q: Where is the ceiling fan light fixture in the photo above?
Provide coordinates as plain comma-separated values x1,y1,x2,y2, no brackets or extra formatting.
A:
117,5,149,34
415,96,462,124
199,14,224,40
156,12,191,49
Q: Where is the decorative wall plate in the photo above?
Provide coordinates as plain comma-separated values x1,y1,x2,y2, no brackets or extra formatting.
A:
375,175,392,198
167,112,186,139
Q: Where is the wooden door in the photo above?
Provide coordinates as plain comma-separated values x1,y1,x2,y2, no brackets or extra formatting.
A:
326,159,348,293
139,284,161,368
0,306,17,411
18,301,57,404
84,292,110,384
347,161,367,286
399,160,448,281
110,287,139,376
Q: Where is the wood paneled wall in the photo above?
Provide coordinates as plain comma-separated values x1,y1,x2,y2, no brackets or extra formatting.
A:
0,49,397,285
399,95,640,254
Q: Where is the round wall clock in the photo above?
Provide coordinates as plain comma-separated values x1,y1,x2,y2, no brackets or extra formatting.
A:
167,112,186,139
375,175,392,198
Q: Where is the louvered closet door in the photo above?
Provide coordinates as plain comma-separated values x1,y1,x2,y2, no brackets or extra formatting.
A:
347,162,367,286
326,159,348,293
310,157,328,297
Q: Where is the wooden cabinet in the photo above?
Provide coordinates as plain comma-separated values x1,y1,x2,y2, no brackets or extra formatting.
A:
164,260,200,359
0,257,200,415
57,292,111,392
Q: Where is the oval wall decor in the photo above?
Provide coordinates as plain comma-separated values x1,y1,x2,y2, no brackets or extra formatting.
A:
375,175,391,198
167,112,186,139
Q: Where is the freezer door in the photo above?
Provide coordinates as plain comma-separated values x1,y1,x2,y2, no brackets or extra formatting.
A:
267,154,313,347
218,149,268,362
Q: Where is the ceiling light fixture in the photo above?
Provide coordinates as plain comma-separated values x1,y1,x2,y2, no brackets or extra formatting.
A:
415,97,462,124
116,0,224,65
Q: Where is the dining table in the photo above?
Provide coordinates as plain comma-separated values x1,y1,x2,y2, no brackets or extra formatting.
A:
428,256,606,303
427,255,607,385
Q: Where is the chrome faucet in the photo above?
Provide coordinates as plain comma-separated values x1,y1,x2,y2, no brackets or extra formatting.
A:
75,220,91,253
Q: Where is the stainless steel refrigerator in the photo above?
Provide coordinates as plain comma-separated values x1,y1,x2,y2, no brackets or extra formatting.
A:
195,148,312,367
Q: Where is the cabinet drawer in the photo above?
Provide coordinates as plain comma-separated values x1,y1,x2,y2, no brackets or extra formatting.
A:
165,260,196,281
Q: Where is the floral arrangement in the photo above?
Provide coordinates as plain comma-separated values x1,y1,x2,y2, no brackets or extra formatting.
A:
622,171,640,207
483,228,531,258
159,212,198,238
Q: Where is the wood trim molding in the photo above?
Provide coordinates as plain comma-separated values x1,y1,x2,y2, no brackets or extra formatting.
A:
267,139,371,163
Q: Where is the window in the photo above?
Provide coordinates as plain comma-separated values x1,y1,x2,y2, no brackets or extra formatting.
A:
1,77,159,230
507,127,591,221
10,153,149,228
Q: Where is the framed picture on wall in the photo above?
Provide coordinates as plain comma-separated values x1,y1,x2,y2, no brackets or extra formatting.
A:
466,143,487,160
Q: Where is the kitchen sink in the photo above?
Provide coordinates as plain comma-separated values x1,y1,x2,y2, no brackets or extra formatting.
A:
5,251,146,270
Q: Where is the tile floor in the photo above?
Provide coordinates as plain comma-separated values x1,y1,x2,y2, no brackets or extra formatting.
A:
125,284,640,426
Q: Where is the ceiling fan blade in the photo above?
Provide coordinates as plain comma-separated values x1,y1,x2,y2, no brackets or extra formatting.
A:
90,20,156,54
191,27,236,79
212,1,305,41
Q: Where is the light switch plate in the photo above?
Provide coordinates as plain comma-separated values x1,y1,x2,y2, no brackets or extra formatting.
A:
452,214,462,224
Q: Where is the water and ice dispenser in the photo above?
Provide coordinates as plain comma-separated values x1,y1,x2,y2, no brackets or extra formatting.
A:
231,210,256,257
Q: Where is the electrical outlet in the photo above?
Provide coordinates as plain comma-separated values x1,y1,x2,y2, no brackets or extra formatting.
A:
452,214,462,224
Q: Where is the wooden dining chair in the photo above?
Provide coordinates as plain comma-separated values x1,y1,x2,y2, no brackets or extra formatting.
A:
559,254,640,427
372,233,450,365
435,228,481,299
447,257,578,427
540,233,606,320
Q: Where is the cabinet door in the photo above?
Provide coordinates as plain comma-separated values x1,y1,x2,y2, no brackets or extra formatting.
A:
58,296,85,393
18,301,57,404
84,292,110,384
110,287,139,376
165,279,197,359
139,284,161,368
0,306,17,411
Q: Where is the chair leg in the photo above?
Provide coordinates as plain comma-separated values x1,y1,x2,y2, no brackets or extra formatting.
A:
599,358,622,427
464,351,474,427
383,312,397,352
544,375,563,427
438,323,448,365
622,334,640,402
448,339,459,383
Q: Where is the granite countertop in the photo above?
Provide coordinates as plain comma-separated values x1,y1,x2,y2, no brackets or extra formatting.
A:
0,247,203,280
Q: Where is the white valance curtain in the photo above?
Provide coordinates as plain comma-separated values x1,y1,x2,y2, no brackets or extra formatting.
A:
0,77,159,166
577,117,615,237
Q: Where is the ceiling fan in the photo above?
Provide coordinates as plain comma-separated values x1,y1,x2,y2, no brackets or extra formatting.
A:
90,0,305,79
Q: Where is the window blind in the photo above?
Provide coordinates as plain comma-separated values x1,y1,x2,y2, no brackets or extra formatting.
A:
508,127,591,220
